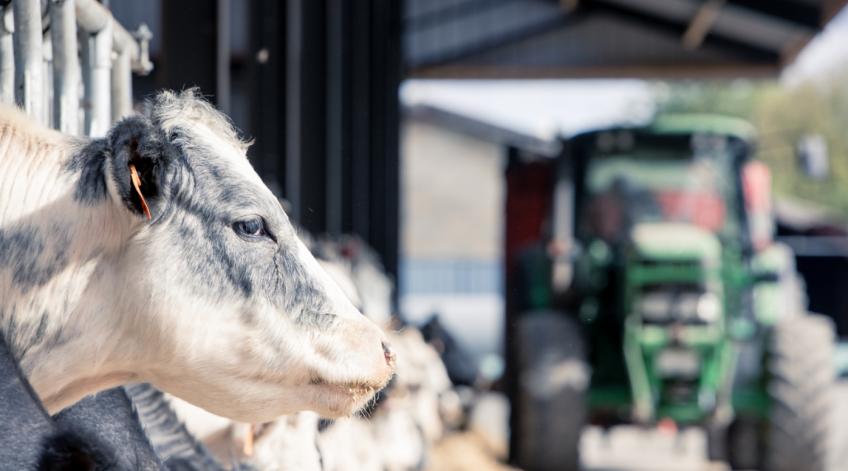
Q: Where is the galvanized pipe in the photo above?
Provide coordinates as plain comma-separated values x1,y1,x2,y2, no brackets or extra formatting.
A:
13,0,45,124
111,49,131,122
83,19,112,137
51,0,81,134
0,6,13,105
75,0,152,74
42,29,53,128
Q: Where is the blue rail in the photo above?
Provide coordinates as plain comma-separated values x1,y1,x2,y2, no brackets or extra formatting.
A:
400,258,502,295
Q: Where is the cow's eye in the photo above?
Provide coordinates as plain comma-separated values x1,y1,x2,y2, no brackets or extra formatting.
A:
233,217,269,239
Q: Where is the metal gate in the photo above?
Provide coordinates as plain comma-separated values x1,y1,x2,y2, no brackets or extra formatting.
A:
0,0,151,137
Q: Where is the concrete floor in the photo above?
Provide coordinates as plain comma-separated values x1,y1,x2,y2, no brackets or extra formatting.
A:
581,426,727,471
579,383,848,471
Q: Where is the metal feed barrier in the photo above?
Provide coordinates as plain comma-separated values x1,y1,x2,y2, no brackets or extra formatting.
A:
0,0,151,137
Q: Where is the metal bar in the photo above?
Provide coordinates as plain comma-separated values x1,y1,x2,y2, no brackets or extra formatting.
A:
13,0,45,124
325,0,345,235
83,20,112,137
51,0,81,134
74,0,151,74
350,0,371,239
43,27,53,129
216,0,231,113
111,50,131,122
368,0,402,294
0,7,13,105
298,0,329,232
247,0,283,193
80,27,91,131
285,0,303,222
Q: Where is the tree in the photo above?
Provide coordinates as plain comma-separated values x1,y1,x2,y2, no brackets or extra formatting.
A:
654,71,848,218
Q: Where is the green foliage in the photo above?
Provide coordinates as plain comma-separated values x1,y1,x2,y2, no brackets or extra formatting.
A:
653,81,765,119
654,73,848,217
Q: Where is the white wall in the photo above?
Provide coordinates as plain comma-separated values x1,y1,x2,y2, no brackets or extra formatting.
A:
400,118,505,361
401,120,503,260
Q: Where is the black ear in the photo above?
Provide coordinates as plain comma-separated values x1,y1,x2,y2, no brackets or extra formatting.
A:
108,116,169,220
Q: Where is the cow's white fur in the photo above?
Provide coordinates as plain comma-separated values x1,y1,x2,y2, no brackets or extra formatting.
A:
0,92,394,421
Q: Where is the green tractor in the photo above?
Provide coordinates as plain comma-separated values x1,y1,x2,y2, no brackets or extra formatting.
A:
507,115,838,471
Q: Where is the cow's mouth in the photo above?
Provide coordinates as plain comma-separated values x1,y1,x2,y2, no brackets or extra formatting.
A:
326,382,377,400
310,377,386,396
309,375,392,416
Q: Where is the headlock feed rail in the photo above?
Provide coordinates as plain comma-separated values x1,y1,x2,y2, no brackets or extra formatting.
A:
0,0,152,137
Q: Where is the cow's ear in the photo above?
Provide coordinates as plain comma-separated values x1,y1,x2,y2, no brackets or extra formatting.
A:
108,116,169,221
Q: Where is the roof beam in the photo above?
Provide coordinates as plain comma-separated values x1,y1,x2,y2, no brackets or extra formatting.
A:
682,0,725,49
594,0,813,55
588,1,778,60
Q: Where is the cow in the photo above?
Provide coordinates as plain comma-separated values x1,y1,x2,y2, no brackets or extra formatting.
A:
0,89,394,425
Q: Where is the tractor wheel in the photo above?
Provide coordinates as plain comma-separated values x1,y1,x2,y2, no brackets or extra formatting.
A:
707,418,761,468
705,422,728,463
764,314,836,471
513,311,588,471
725,417,762,470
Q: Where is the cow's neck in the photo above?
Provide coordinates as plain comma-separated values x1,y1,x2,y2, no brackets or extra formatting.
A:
0,122,140,413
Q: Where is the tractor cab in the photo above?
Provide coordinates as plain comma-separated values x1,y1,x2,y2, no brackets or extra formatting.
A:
508,115,837,471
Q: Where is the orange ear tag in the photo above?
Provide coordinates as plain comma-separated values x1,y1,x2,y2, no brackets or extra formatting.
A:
129,164,152,220
243,424,255,457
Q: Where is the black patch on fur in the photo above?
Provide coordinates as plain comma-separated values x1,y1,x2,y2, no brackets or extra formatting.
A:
68,140,109,204
0,225,70,292
167,193,267,300
199,217,254,298
271,248,333,328
16,311,50,360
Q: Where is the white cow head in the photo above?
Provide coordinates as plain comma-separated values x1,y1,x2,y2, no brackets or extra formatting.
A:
67,90,394,422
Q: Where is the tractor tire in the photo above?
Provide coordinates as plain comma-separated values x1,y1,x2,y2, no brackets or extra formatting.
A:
708,417,761,469
705,422,728,463
725,417,762,470
513,311,588,471
764,314,836,471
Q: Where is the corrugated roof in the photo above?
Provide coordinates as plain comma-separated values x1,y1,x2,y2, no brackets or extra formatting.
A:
406,0,848,78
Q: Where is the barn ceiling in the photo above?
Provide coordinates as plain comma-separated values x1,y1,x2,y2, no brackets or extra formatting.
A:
405,0,848,78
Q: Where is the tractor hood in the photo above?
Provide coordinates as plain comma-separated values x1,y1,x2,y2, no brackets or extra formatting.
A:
630,222,721,262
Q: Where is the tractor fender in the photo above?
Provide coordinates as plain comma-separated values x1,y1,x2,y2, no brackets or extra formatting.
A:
751,242,806,326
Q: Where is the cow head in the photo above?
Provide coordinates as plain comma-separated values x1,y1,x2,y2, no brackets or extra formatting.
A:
90,90,394,422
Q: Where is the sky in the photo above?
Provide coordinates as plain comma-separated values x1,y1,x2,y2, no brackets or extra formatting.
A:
402,7,848,140
783,7,848,84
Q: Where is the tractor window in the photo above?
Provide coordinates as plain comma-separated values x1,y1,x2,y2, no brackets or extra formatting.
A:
580,145,737,243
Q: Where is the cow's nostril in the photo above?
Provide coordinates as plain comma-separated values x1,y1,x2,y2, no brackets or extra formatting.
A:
382,341,395,366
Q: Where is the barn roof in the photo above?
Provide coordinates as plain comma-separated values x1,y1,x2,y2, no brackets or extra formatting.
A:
405,0,848,78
